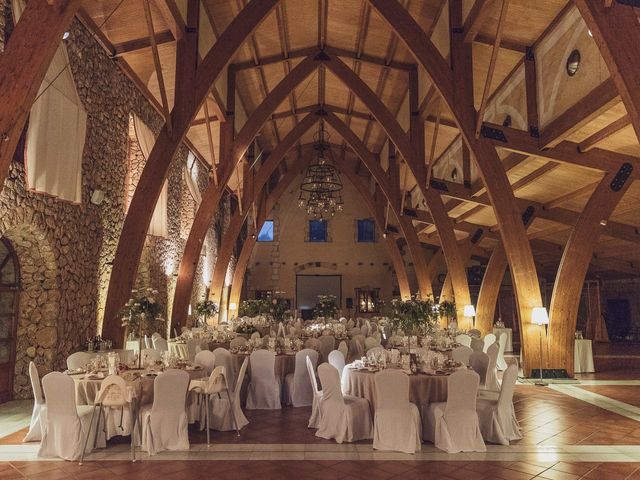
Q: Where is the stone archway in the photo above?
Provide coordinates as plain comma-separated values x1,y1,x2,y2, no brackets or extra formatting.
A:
0,218,59,399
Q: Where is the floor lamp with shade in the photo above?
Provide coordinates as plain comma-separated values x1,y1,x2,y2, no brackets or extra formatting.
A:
464,304,476,328
532,307,549,386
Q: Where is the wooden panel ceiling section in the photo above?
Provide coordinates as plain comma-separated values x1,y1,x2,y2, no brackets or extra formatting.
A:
78,0,640,279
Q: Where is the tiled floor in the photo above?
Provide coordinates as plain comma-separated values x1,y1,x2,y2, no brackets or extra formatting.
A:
1,370,640,477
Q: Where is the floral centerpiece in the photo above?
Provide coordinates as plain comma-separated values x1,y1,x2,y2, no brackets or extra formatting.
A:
235,317,258,335
315,294,338,319
238,299,269,318
437,300,457,326
120,287,165,368
194,299,218,327
265,292,290,323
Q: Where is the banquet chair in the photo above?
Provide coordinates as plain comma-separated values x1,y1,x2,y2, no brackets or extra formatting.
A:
152,336,168,352
422,369,485,453
194,350,216,375
284,349,319,407
364,336,380,351
24,362,45,442
319,335,335,363
469,351,490,386
454,334,472,348
348,337,364,362
230,337,247,349
476,364,522,445
186,339,204,361
209,357,250,432
373,370,421,453
452,346,473,365
305,337,322,351
484,343,500,391
366,346,386,360
66,351,95,370
496,332,508,371
137,369,190,455
144,335,153,349
306,356,323,428
213,347,235,383
328,350,346,380
360,324,370,336
80,374,134,464
141,348,162,365
338,340,348,360
482,333,497,353
470,339,485,352
189,366,240,445
316,363,372,443
246,350,281,409
468,329,481,338
346,319,355,329
250,331,261,341
38,372,106,461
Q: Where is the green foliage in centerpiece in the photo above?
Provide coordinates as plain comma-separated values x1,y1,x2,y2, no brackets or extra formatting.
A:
266,294,290,322
195,299,218,326
120,288,165,337
388,295,438,336
437,300,457,322
314,294,338,319
238,299,266,317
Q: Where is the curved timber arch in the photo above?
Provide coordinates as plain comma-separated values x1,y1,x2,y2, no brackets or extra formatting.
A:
226,152,413,315
102,0,281,345
367,0,544,373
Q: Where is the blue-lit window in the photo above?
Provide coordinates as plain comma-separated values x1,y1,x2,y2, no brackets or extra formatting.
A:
309,220,327,242
257,220,274,242
357,219,375,242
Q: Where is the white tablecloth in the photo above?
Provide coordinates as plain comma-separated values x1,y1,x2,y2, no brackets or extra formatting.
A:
574,339,595,373
492,327,513,352
126,340,142,352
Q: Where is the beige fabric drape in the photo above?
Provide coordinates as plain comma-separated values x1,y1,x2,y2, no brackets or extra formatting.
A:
133,114,168,238
184,152,201,206
14,0,87,204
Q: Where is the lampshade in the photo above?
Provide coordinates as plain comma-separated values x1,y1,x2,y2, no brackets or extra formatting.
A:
463,304,476,317
532,307,549,325
229,302,237,311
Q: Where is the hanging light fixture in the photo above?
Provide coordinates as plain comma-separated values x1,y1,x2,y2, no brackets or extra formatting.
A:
298,120,344,218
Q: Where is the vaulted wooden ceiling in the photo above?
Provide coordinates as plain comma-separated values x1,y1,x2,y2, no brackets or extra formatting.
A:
78,0,640,280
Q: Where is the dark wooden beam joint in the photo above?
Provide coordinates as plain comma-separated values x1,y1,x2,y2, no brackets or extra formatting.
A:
470,228,484,244
522,205,535,226
610,162,633,191
480,125,507,142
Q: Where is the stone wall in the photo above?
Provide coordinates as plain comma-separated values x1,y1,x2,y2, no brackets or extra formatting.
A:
0,12,223,398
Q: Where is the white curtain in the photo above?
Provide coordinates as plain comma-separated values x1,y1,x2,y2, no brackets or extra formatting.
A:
183,151,201,206
133,114,168,238
14,0,86,204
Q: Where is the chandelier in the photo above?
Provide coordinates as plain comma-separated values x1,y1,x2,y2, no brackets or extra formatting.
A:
298,122,344,218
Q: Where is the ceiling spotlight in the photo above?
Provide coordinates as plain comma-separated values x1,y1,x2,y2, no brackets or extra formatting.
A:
251,233,256,239
588,29,593,37
63,31,70,40
600,219,608,226
382,232,387,238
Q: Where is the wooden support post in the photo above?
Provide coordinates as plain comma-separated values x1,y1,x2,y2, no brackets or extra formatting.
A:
524,46,539,138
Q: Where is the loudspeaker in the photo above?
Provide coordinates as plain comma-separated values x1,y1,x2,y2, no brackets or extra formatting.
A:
530,368,570,379
346,298,353,309
90,189,105,205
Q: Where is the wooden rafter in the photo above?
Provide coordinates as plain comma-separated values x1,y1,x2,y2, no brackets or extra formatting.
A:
578,114,631,152
113,30,174,57
463,0,496,44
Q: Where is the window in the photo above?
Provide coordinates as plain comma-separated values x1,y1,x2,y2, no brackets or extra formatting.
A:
566,49,581,77
356,288,380,313
257,220,274,242
357,219,376,243
309,220,327,242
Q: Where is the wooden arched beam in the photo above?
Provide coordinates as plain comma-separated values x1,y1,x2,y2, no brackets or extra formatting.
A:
226,152,413,312
548,168,632,374
440,227,486,303
102,0,280,345
171,58,320,328
0,0,81,190
576,0,640,143
368,0,544,374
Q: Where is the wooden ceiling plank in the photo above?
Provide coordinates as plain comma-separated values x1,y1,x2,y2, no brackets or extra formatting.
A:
113,30,175,57
463,0,496,44
578,114,631,152
543,181,599,210
156,0,184,41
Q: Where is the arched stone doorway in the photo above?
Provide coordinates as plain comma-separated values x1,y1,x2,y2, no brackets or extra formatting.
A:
0,238,19,403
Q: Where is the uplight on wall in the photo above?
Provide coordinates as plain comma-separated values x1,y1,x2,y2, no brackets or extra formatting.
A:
229,302,237,311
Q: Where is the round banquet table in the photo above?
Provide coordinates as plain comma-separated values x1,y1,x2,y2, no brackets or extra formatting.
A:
343,367,448,413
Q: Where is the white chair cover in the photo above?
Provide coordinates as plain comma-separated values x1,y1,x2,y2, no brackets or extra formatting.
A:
452,346,473,365
484,343,500,391
186,339,205,361
144,335,153,349
423,369,485,453
476,364,522,445
470,339,484,352
328,350,346,380
137,369,190,455
95,374,135,440
38,372,105,460
305,337,322,351
348,337,364,362
250,331,261,340
316,363,372,443
318,335,335,362
153,336,168,352
338,341,348,360
284,349,319,407
194,350,216,375
373,370,421,453
213,347,235,383
24,362,45,442
364,336,380,351
360,324,369,336
246,350,281,409
468,328,481,338
469,351,490,386
306,356,323,428
209,357,250,431
496,332,508,371
482,333,496,353
66,352,94,370
230,337,247,349
455,334,471,347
